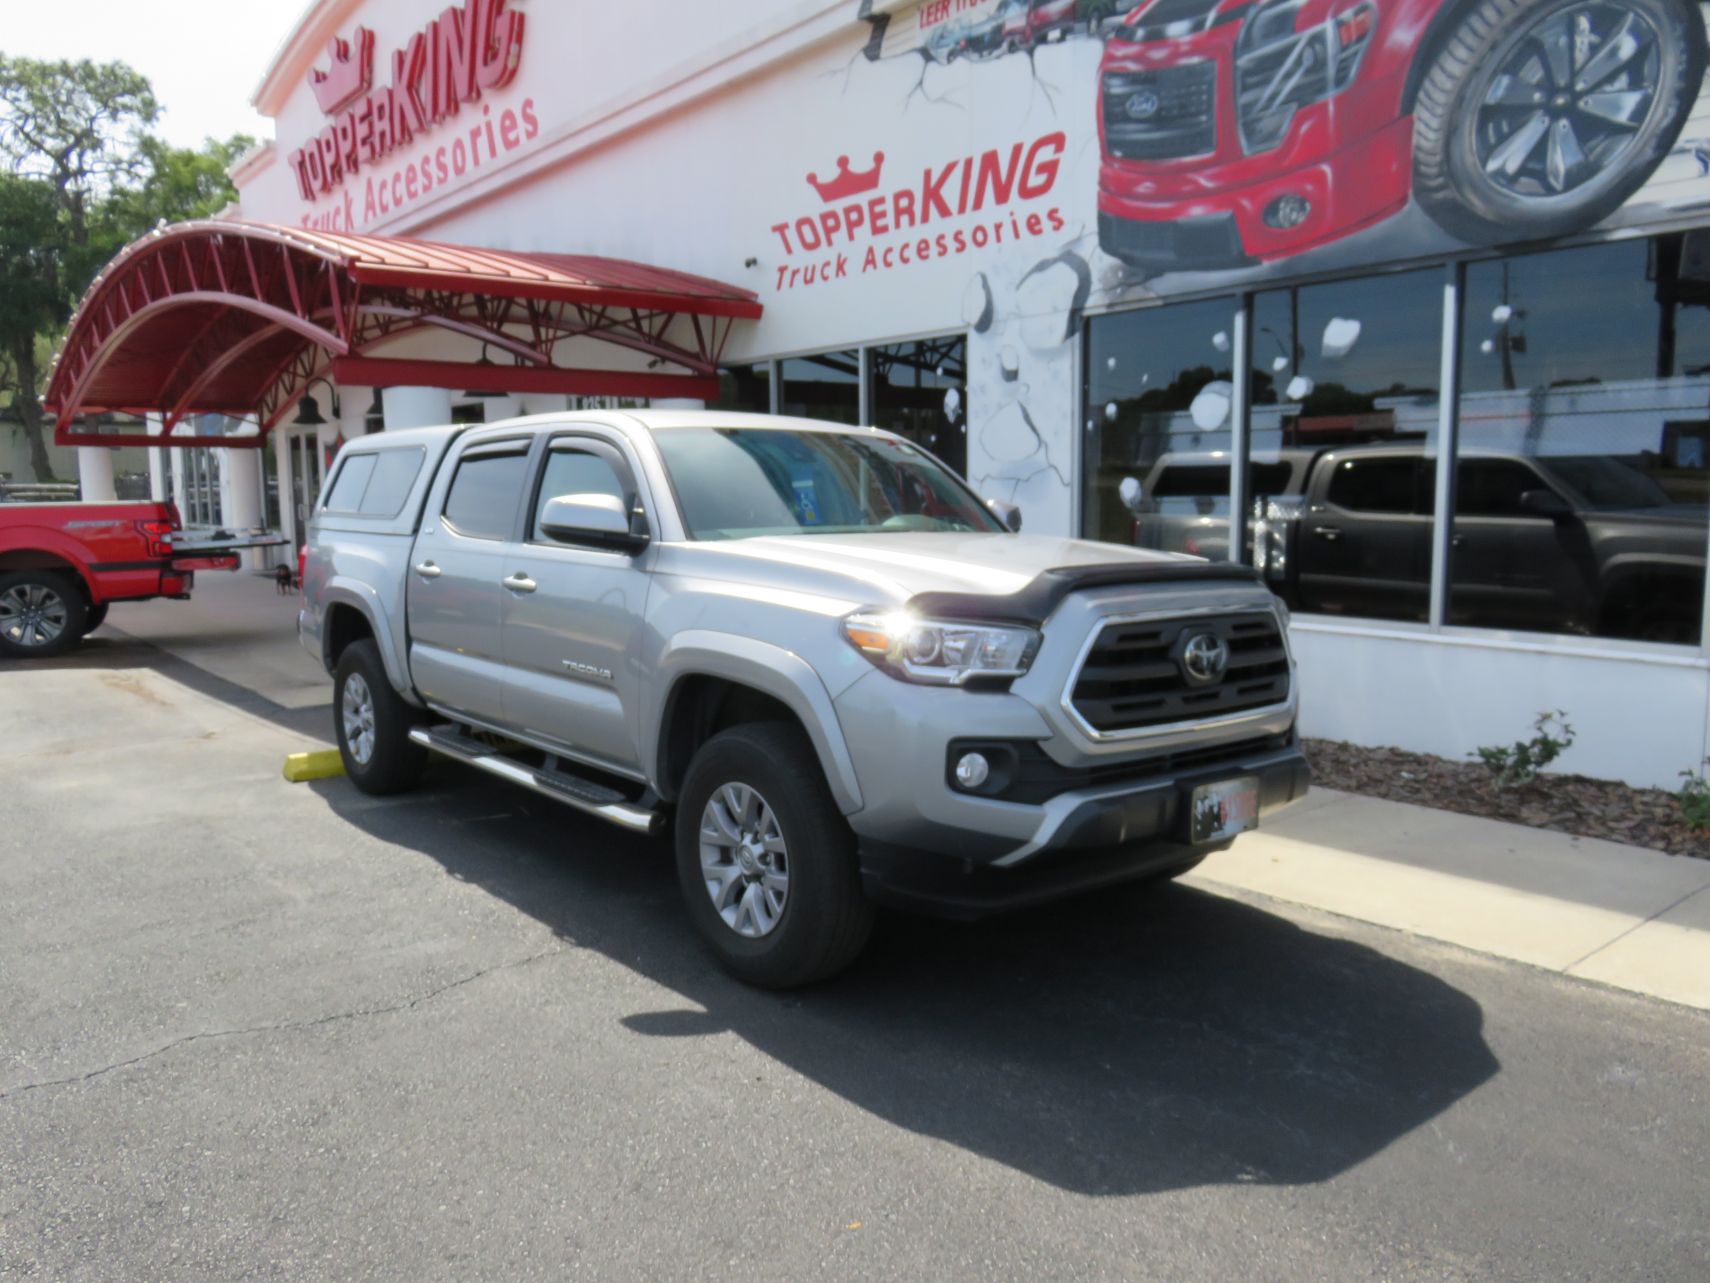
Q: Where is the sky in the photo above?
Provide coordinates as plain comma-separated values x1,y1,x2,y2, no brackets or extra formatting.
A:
2,0,296,150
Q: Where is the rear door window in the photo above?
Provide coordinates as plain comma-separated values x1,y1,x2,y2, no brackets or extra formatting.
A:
442,449,530,541
1326,458,1423,514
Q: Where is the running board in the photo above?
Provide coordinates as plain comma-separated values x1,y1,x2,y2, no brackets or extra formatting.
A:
409,727,664,835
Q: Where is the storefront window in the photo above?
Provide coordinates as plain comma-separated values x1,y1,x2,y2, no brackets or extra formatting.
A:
1250,268,1442,622
871,337,967,476
1083,297,1239,555
1454,236,1710,644
780,351,860,424
714,363,772,414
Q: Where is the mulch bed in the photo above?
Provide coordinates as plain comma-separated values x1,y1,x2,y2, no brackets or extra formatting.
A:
1303,738,1710,861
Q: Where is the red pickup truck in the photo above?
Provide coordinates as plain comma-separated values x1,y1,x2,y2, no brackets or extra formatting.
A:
0,501,242,659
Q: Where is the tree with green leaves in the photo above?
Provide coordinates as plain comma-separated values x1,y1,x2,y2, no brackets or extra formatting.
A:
0,53,250,482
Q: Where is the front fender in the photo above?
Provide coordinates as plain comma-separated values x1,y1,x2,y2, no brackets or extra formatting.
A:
315,578,421,708
648,630,864,815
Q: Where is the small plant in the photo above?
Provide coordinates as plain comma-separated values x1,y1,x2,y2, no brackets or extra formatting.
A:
1471,710,1575,790
1679,761,1710,831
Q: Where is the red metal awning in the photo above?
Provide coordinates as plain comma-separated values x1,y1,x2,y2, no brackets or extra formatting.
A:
46,220,763,448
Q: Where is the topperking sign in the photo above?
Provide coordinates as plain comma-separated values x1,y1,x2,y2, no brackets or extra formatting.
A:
288,0,534,226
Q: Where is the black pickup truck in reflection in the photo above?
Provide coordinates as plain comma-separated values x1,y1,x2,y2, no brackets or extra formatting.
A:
1125,445,1707,643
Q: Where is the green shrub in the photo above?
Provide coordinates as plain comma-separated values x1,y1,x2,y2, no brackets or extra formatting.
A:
1679,762,1710,831
1471,711,1575,790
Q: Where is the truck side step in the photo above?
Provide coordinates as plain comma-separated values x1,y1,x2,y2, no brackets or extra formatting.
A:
409,726,664,836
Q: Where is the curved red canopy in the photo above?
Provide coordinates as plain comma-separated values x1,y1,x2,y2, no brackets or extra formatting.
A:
47,220,762,446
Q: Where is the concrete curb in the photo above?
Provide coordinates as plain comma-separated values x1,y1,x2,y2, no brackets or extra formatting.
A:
1187,789,1710,1012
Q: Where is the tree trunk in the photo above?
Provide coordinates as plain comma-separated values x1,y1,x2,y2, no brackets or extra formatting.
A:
8,343,57,483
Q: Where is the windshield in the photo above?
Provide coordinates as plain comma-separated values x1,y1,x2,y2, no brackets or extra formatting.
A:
1535,456,1674,510
654,428,1004,541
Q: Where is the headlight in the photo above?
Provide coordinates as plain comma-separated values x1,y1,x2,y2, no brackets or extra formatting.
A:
1235,0,1376,154
843,610,1040,686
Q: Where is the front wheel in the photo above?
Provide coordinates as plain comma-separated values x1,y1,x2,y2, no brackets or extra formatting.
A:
1412,0,1706,245
675,723,873,988
0,570,87,659
334,639,427,795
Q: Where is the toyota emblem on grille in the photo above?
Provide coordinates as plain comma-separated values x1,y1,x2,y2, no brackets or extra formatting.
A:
1180,632,1230,685
1126,89,1161,120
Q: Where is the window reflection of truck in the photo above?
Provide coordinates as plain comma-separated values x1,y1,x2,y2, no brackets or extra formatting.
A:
1125,444,1706,641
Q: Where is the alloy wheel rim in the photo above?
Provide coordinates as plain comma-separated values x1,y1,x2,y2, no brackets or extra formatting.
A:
698,782,790,939
341,672,377,765
0,584,68,648
1474,3,1663,199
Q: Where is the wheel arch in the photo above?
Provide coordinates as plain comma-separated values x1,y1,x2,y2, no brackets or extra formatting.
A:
1402,0,1710,114
316,581,416,702
649,632,864,814
0,549,92,602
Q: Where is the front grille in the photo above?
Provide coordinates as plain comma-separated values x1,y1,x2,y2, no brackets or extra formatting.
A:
1102,63,1216,161
1070,612,1290,734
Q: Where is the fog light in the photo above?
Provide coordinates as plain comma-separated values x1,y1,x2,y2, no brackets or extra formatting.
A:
954,752,991,790
1263,194,1311,230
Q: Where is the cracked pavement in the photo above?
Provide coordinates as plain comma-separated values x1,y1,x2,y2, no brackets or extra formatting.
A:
3,633,1708,1281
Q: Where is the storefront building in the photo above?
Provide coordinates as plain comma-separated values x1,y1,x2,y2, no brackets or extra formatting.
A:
51,0,1710,787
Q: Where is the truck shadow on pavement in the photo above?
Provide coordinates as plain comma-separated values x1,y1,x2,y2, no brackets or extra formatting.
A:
315,763,1501,1198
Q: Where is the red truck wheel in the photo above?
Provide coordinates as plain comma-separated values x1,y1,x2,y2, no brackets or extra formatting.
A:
0,571,88,660
1413,0,1705,245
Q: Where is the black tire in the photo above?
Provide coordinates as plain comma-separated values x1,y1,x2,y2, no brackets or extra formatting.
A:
333,639,427,795
674,723,874,988
0,570,88,660
1412,0,1706,245
83,602,110,635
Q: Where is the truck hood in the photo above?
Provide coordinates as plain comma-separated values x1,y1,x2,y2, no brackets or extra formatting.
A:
659,532,1203,608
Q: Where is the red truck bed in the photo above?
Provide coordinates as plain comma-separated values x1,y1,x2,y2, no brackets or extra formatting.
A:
0,501,245,658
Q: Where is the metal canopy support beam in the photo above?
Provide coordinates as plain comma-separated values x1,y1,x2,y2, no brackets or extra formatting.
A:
332,357,720,401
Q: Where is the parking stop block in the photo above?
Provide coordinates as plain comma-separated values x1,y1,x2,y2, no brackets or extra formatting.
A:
283,750,345,783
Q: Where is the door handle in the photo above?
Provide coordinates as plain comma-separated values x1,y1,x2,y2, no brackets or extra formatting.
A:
1311,525,1343,543
414,561,442,580
503,572,538,594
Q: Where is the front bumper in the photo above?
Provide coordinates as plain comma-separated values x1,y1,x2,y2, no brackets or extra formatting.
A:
1095,29,1415,271
832,661,1308,918
860,743,1310,917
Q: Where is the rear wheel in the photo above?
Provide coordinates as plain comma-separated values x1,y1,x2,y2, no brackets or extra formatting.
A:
334,639,427,795
82,602,110,635
0,571,87,659
675,723,873,988
1412,0,1705,244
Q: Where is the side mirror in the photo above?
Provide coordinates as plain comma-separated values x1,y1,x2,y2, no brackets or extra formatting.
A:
1518,488,1572,519
985,498,1023,532
539,494,650,553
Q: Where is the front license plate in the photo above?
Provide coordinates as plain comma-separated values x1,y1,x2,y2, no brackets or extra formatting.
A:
1190,776,1260,844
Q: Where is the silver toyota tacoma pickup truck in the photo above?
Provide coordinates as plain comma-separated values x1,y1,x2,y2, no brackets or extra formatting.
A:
301,410,1308,986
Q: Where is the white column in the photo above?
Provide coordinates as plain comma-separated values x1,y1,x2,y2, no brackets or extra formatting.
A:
381,386,454,430
77,447,117,502
222,447,265,570
146,415,168,503
337,385,373,441
169,447,187,520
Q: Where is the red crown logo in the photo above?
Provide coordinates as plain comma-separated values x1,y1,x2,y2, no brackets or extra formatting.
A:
806,152,886,204
310,27,376,117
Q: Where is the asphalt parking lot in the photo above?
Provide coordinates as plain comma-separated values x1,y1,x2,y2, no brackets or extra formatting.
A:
3,628,1708,1281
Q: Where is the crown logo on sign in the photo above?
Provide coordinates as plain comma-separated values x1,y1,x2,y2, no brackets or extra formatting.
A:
806,152,886,204
310,27,376,117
